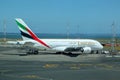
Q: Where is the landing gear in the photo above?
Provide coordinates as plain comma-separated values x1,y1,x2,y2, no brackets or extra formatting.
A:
91,50,101,54
26,49,39,55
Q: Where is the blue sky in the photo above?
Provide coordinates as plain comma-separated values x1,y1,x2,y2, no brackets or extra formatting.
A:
0,0,120,34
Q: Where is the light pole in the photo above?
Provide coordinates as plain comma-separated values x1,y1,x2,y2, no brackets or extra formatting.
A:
3,20,6,42
111,21,116,55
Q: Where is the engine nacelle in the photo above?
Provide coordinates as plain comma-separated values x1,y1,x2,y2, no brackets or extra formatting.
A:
53,46,92,54
82,47,92,53
53,46,67,51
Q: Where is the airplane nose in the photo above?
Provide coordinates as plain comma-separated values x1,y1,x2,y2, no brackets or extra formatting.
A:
100,45,103,49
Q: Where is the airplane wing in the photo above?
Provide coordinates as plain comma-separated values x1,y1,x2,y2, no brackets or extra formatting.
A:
52,46,92,53
23,42,35,47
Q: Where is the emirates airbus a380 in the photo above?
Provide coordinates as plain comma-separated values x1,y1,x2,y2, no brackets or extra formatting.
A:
14,18,103,54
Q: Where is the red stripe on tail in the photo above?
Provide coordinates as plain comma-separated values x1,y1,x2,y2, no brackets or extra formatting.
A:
26,28,50,48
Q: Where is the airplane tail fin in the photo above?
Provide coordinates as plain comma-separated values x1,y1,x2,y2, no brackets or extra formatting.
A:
15,18,39,40
15,18,50,48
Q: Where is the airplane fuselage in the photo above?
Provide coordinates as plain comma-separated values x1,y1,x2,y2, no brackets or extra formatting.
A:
23,38,103,51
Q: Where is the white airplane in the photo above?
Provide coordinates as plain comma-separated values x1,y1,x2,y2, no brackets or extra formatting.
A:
15,18,103,54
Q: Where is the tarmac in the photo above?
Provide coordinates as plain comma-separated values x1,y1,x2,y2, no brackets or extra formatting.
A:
0,45,120,80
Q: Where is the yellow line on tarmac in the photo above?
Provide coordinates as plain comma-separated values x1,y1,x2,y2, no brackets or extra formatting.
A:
43,64,59,68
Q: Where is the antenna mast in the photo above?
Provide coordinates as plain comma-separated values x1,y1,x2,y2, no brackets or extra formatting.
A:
111,21,116,55
3,19,6,42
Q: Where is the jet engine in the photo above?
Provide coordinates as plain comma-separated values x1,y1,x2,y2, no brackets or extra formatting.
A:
82,47,92,53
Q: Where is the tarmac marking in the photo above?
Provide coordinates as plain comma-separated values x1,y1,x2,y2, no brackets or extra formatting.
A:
21,75,40,79
70,66,80,70
95,64,113,69
43,64,59,68
42,63,118,70
0,72,53,80
21,75,53,80
63,63,93,67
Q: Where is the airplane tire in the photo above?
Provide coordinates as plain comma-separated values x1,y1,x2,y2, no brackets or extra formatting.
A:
34,50,38,55
26,49,38,55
